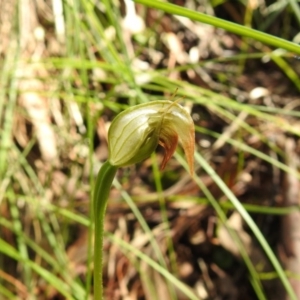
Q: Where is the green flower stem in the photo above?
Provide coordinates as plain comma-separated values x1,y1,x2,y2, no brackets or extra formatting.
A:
93,160,118,300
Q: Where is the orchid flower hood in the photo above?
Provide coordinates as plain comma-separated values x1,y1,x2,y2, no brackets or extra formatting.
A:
108,100,195,174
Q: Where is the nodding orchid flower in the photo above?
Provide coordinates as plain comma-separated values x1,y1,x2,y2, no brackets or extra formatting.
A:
93,100,195,300
108,100,195,174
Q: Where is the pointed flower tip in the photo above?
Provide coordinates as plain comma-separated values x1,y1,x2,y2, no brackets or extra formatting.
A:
108,100,195,175
181,123,195,176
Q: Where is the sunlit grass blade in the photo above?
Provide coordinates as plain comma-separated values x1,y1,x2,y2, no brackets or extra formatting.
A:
133,0,300,55
174,153,267,300
0,239,74,299
0,43,19,178
0,214,86,298
106,232,200,300
194,152,297,300
113,176,178,299
196,126,300,180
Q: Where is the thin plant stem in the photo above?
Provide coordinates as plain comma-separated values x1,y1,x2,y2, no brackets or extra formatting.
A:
93,161,118,300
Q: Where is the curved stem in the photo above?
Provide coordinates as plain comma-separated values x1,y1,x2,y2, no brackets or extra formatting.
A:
93,160,118,300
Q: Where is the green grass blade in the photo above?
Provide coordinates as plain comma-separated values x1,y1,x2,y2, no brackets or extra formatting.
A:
194,152,297,300
0,239,74,299
106,232,201,300
133,0,300,55
174,153,267,299
288,0,300,26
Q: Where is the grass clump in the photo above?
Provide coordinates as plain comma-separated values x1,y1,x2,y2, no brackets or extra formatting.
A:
1,0,300,299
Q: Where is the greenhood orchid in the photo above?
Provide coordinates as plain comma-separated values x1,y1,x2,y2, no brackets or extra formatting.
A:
108,100,195,174
93,100,195,300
